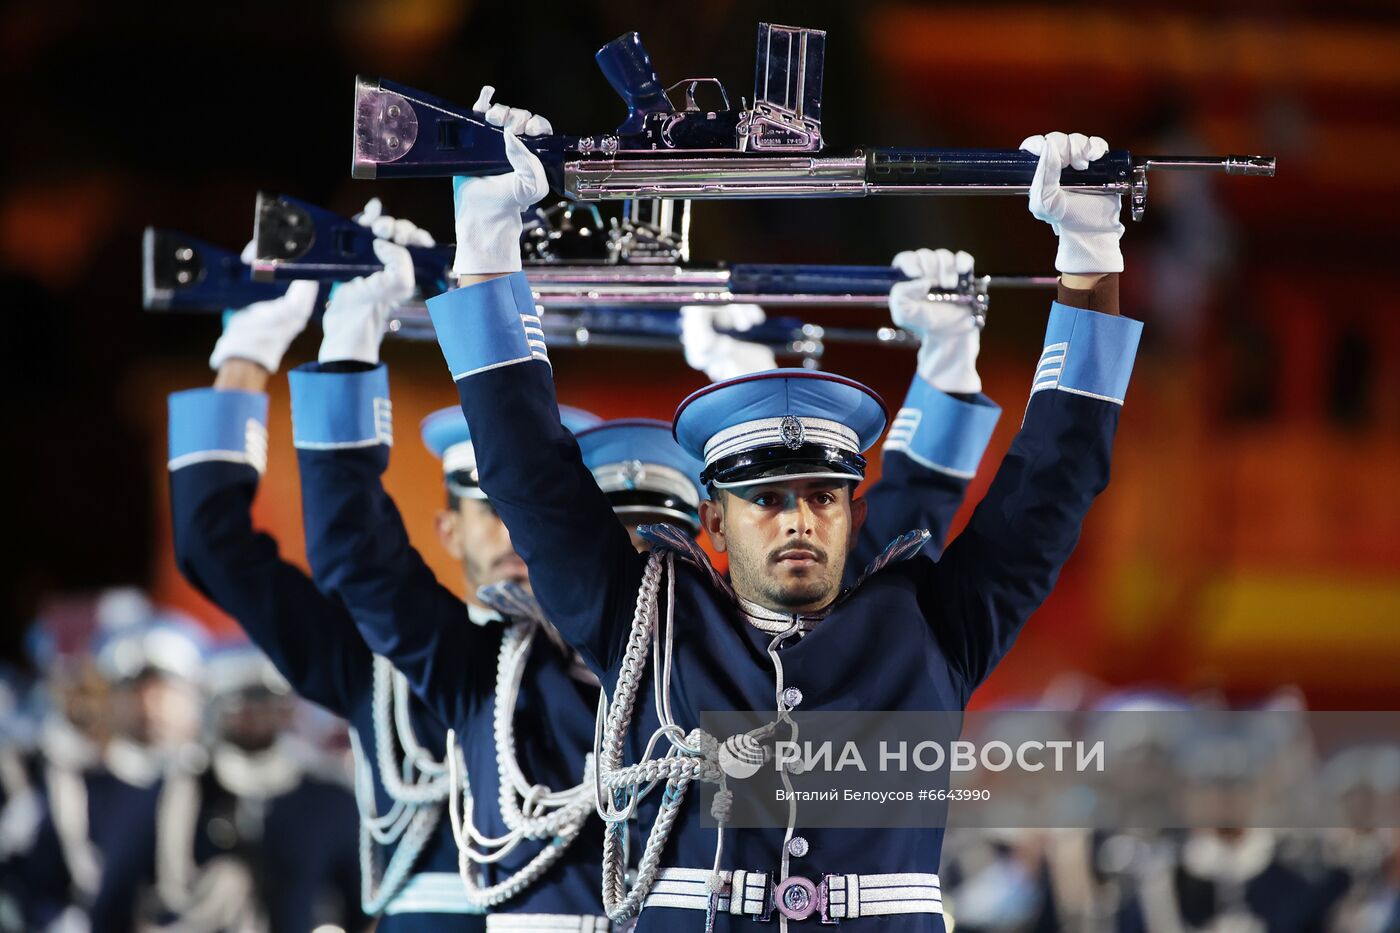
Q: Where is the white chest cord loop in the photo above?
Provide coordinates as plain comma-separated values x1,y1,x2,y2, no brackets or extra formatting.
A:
595,549,741,924
441,618,596,911
351,656,452,914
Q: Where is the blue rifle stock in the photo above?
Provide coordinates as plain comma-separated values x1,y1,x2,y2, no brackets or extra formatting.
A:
250,195,1052,313
251,193,453,293
352,22,1275,218
142,228,295,312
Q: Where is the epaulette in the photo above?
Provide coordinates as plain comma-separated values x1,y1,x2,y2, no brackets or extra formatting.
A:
848,528,932,594
477,580,546,625
637,523,735,600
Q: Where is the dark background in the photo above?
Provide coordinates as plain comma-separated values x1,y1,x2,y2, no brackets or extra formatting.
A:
5,0,1398,708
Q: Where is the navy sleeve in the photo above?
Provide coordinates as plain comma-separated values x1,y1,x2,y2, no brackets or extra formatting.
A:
853,378,1002,573
167,388,372,716
289,362,498,730
425,274,647,677
925,303,1142,698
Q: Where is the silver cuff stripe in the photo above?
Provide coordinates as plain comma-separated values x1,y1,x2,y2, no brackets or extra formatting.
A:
485,914,613,932
245,418,268,473
521,312,550,363
885,408,977,478
703,417,860,465
294,437,389,451
453,355,537,382
882,408,922,451
591,463,700,507
1028,341,1125,405
886,445,977,479
167,450,260,473
1030,342,1068,395
373,396,393,445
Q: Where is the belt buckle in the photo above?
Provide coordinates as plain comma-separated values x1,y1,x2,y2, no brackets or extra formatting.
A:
774,876,819,922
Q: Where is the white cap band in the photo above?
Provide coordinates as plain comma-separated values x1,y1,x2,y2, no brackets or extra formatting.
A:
590,461,701,509
442,440,477,477
702,416,860,468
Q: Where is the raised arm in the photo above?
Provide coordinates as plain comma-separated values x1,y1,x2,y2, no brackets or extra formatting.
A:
289,222,498,728
426,91,645,676
855,248,1002,570
169,279,371,717
926,133,1142,698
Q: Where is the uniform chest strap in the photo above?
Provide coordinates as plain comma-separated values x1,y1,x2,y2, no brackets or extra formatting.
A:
643,867,943,922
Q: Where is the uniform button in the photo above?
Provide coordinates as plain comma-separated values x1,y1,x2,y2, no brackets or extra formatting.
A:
787,836,810,858
782,686,804,708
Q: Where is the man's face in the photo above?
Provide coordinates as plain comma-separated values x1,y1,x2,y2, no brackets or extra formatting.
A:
436,498,531,597
700,478,866,614
216,690,294,753
113,672,200,750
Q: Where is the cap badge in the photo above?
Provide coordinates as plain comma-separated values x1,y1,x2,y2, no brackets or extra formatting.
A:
779,415,805,450
620,459,647,489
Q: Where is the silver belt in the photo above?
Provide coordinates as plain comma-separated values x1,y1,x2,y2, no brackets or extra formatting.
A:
486,913,615,932
644,867,943,922
383,872,481,915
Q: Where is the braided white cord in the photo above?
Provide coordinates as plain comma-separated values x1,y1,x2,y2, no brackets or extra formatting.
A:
446,731,526,864
393,666,449,777
372,656,451,804
351,728,445,914
351,727,415,843
495,622,595,831
595,549,727,922
446,732,594,910
436,609,595,907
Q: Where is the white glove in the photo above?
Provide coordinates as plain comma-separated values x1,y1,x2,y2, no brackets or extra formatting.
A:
209,240,319,373
318,239,416,364
680,304,777,382
355,197,437,247
889,248,982,394
452,86,552,275
1020,132,1124,274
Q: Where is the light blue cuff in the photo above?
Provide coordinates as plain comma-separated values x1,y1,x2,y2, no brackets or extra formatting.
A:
884,378,1001,479
168,389,269,473
288,364,393,450
1031,302,1143,405
425,272,547,380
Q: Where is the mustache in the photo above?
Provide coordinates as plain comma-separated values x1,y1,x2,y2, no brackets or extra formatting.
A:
769,544,827,564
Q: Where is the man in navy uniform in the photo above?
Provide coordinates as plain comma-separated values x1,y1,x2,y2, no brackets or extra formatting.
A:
289,90,1007,932
93,640,369,932
286,316,622,927
167,204,485,929
14,614,208,933
422,98,1141,932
